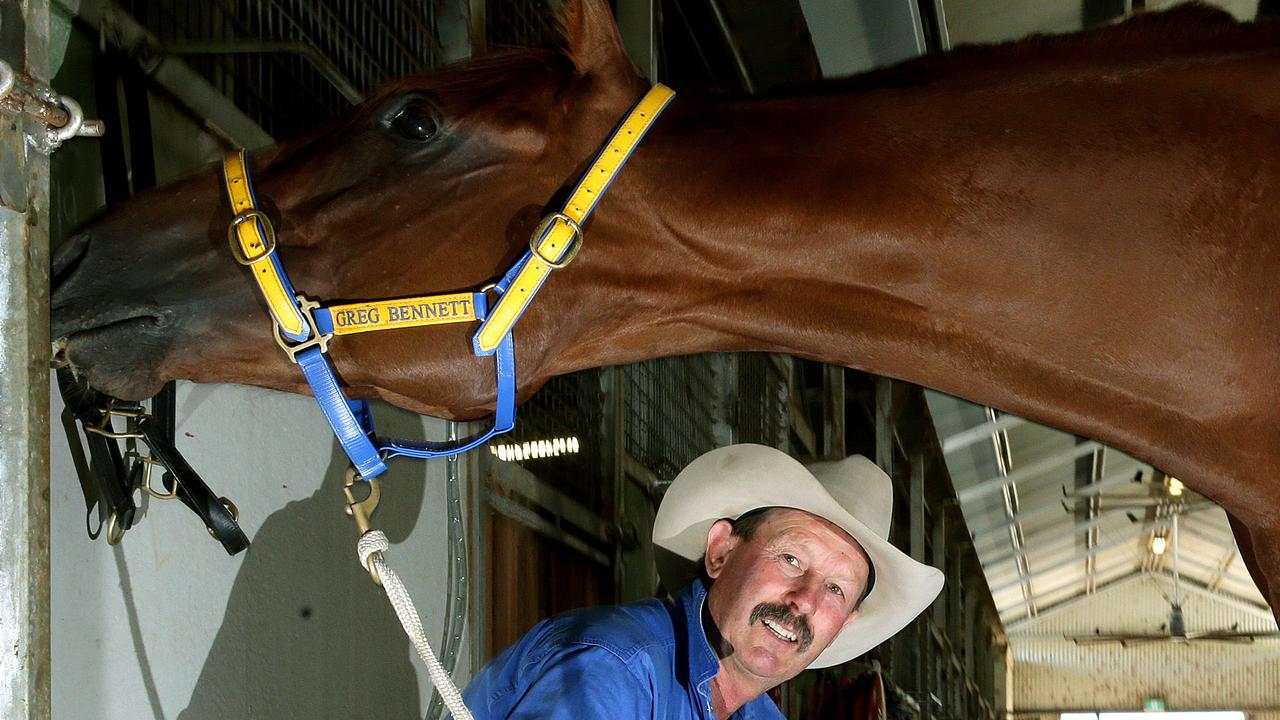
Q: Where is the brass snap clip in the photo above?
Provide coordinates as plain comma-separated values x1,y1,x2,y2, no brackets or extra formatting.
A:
343,466,383,585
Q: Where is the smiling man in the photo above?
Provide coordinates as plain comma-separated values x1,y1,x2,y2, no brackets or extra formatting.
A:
461,444,944,719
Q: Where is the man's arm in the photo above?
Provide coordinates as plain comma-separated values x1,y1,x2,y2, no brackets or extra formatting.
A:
463,644,655,720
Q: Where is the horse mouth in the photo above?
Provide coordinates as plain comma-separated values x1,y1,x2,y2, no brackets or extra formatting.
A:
51,311,173,400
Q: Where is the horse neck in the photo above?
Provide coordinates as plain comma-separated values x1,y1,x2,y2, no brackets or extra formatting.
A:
544,78,1277,500
553,90,964,370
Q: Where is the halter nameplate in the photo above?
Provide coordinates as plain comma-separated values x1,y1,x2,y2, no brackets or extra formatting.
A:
318,293,478,336
473,83,676,354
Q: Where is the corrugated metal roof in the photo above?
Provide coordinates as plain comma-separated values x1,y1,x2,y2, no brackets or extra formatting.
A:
926,391,1272,628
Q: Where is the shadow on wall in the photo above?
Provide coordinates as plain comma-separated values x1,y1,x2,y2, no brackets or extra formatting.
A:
174,408,430,719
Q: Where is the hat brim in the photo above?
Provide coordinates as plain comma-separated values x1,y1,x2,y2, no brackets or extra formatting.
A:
651,445,944,668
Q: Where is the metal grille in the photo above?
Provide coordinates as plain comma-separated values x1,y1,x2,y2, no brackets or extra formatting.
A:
491,371,608,513
485,0,560,50
736,353,789,449
117,0,441,138
622,356,719,484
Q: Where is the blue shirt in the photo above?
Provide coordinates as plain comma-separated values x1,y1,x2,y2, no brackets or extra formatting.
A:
461,579,785,720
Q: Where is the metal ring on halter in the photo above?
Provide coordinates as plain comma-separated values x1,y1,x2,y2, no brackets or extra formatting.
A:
84,415,144,440
528,212,583,269
0,61,14,102
139,458,180,500
105,511,128,546
55,96,85,142
227,209,277,265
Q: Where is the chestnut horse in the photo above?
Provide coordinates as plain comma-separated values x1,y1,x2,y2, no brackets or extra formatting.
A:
51,1,1280,617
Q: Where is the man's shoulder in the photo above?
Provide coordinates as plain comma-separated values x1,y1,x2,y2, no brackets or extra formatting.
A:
537,595,680,662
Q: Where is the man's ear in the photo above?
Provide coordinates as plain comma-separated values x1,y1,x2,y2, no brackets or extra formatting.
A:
557,0,639,80
704,519,740,579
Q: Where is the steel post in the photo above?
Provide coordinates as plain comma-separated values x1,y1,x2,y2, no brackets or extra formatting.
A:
0,2,52,717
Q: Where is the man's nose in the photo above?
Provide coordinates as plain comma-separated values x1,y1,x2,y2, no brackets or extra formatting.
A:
785,576,822,616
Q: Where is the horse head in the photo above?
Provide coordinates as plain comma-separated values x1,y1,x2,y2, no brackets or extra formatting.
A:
51,0,647,419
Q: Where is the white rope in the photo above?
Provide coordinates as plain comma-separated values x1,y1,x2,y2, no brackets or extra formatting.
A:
358,531,475,720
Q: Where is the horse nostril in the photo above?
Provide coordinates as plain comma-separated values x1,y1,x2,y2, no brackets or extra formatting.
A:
51,232,91,297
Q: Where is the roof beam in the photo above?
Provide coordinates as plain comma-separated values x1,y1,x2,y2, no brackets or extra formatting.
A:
999,556,1137,625
1003,571,1145,632
958,440,1101,504
1150,570,1276,623
941,413,1027,454
971,489,1215,549
970,467,1143,546
988,526,1150,595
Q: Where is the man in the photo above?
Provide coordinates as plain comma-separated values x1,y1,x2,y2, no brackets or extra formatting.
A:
461,444,944,719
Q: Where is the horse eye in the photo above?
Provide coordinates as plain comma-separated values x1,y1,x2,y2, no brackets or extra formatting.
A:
389,100,439,141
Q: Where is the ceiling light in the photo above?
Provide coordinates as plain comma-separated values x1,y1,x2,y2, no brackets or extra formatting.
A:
489,436,582,462
1151,535,1168,556
1167,477,1184,496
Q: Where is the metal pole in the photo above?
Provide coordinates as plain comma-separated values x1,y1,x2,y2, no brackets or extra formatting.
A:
0,2,52,717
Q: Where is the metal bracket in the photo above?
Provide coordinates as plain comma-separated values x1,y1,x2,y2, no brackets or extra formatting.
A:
0,60,106,154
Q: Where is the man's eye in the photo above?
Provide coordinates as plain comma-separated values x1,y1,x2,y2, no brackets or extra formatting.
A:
782,554,800,567
828,583,845,597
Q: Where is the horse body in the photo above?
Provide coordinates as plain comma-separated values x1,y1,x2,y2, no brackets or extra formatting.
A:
51,2,1280,611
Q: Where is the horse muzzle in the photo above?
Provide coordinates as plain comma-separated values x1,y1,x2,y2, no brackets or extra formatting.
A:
51,231,180,400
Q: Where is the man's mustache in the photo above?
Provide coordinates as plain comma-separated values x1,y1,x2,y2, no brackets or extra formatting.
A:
750,603,814,653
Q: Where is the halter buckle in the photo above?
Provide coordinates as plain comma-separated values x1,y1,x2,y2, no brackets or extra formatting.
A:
273,295,332,363
528,212,583,269
228,209,278,265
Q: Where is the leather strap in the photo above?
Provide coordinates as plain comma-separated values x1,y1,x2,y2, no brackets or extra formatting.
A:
137,415,250,555
222,150,309,340
473,83,675,354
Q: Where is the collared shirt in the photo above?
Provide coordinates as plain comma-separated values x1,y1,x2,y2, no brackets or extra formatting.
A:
461,579,785,719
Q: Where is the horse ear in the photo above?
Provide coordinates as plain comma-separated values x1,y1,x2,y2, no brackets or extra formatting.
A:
557,0,637,80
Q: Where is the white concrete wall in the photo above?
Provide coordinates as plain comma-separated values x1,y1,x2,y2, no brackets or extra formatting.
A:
49,13,477,719
51,381,474,719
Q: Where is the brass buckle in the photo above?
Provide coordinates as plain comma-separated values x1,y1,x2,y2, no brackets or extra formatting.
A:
273,295,332,363
84,404,146,440
228,209,277,265
528,212,583,269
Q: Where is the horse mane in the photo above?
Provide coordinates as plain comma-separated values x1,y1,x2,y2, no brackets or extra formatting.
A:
704,4,1279,100
360,4,1277,111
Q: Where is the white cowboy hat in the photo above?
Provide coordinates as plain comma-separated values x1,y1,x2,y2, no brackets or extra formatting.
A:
651,444,944,668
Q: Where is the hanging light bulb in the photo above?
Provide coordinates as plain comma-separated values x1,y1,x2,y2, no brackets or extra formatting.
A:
1151,535,1168,556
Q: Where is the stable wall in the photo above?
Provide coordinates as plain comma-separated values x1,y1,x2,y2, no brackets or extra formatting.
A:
1008,575,1280,718
48,15,476,719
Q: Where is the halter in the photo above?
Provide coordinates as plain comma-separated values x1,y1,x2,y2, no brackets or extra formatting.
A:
221,84,675,480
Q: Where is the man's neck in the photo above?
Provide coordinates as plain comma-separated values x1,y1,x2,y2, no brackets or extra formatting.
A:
701,603,773,718
709,672,765,720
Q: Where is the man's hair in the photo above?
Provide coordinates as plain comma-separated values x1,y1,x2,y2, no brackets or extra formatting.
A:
707,507,877,611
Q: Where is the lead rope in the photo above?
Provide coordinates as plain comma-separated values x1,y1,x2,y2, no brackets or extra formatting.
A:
345,469,475,720
357,532,475,720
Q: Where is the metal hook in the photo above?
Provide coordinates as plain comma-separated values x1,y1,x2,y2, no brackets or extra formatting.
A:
343,466,383,585
343,466,381,535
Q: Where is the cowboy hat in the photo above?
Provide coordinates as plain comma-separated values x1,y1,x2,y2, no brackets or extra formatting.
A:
651,444,944,668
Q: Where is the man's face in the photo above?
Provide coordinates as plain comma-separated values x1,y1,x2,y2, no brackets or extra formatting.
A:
704,508,871,685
